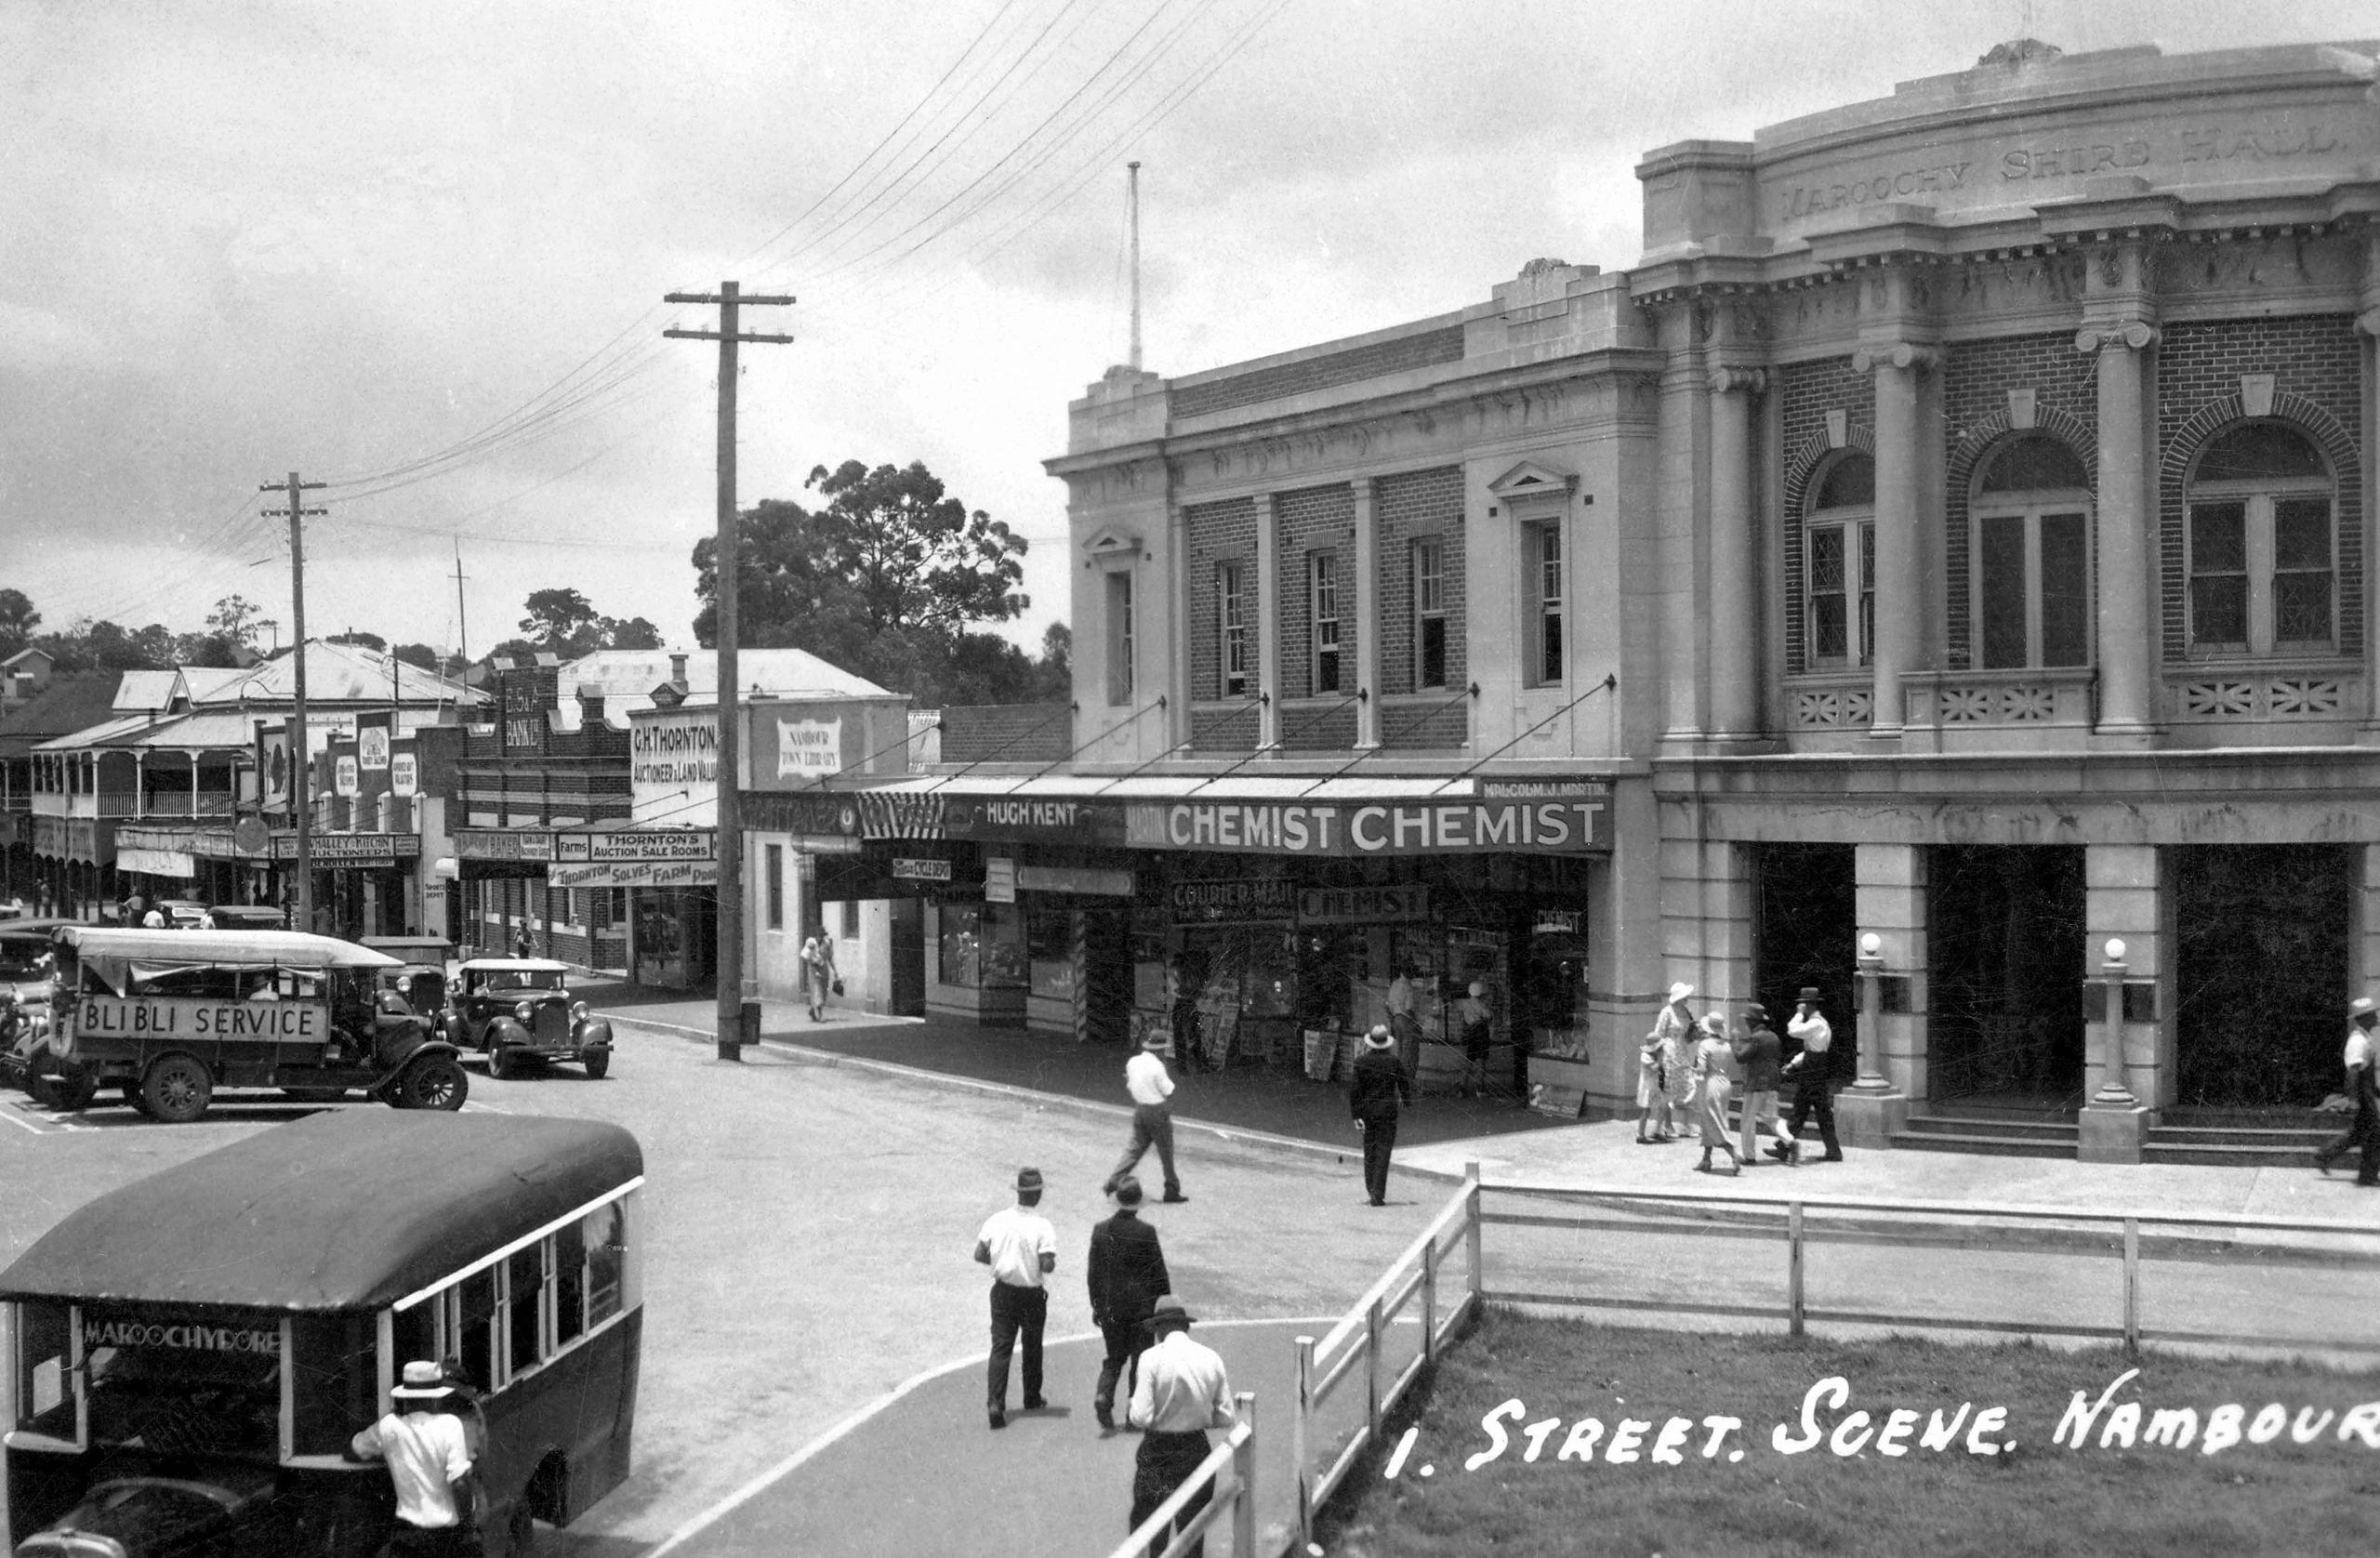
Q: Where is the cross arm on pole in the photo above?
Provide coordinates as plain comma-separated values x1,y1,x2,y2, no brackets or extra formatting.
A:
259,481,326,492
662,329,797,344
260,508,328,519
665,291,796,306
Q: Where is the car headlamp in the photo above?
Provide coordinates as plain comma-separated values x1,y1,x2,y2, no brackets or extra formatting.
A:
514,1002,535,1023
571,1001,589,1023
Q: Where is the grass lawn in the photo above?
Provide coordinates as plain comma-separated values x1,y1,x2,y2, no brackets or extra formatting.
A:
1313,1310,2380,1558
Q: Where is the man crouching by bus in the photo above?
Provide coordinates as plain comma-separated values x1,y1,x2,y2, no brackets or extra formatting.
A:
347,1360,483,1556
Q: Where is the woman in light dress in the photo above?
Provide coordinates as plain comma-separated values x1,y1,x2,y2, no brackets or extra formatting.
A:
1637,983,1695,1143
1690,1011,1742,1175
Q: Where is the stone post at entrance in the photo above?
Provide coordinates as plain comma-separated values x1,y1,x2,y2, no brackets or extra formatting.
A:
2079,939,2149,1164
1838,930,1909,1147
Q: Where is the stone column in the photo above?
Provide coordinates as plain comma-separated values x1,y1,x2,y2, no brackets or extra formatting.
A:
1844,841,1925,1144
2077,316,2159,739
1353,478,1382,749
1656,302,1710,745
1707,366,1765,740
2351,844,2380,1011
2081,842,2166,1162
2360,241,2380,733
1852,343,1938,740
1253,492,1280,752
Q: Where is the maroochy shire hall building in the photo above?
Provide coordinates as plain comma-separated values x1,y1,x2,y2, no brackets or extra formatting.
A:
919,39,2380,1161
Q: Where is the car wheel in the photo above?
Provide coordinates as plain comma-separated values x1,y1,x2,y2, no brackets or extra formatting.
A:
490,1044,518,1080
399,1054,469,1112
582,1050,610,1080
141,1054,214,1124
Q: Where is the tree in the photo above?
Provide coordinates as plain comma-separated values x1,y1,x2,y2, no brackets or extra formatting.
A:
691,458,1031,704
515,590,663,658
393,642,468,677
0,589,40,654
325,630,388,652
206,594,265,647
608,615,663,651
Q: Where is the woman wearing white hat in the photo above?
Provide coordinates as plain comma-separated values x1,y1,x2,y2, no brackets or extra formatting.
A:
1637,983,1695,1142
1690,1012,1743,1174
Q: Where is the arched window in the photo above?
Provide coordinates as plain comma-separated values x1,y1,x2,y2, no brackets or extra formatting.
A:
1971,434,2091,670
1805,453,1874,667
2187,422,2334,655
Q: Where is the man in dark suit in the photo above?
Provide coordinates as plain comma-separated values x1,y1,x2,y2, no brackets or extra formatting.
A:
1349,1023,1414,1206
1087,1176,1172,1432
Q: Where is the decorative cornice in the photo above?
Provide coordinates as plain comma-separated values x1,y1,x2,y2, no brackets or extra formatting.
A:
2075,320,2160,353
1849,342,1939,374
1708,365,1769,395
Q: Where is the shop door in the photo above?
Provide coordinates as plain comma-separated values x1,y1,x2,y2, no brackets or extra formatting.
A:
889,899,926,1015
2173,844,2351,1108
1752,844,1857,1069
1927,846,2085,1104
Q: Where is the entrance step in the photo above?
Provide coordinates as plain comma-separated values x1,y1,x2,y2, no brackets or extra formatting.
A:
2143,1122,2337,1168
1890,1125,2076,1159
1898,1111,2078,1142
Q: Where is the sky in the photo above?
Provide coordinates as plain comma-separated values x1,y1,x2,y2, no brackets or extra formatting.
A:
2,0,2373,660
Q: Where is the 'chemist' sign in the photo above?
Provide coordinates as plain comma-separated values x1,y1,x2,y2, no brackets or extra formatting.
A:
1127,795,1609,856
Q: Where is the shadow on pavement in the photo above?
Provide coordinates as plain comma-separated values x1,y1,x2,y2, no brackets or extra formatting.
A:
769,1012,1577,1152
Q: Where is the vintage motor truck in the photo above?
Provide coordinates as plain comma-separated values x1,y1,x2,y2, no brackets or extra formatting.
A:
443,958,614,1079
44,928,469,1122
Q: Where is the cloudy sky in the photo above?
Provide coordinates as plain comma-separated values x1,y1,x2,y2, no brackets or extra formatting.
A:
3,0,2370,658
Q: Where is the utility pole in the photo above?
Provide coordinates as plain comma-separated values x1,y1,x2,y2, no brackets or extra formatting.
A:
1128,160,1143,371
260,472,326,935
664,281,794,1062
452,540,470,671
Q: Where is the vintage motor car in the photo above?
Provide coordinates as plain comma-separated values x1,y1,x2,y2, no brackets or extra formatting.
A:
443,958,612,1079
45,928,469,1122
0,921,85,1107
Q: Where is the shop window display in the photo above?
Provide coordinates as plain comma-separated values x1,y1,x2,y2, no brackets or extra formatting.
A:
938,902,1026,989
1026,901,1075,1001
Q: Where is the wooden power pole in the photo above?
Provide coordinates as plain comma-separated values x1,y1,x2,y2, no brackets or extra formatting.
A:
260,472,326,933
665,281,794,1061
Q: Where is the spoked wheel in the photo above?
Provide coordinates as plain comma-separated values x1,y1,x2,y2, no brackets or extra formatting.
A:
140,1054,214,1124
399,1054,469,1112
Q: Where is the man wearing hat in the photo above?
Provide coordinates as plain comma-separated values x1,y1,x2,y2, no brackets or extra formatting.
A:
1732,1003,1791,1167
1774,987,1843,1164
1104,1034,1187,1204
1088,1176,1172,1431
1126,1296,1237,1558
1348,1023,1414,1206
347,1359,481,1556
2316,996,2380,1182
975,1167,1059,1430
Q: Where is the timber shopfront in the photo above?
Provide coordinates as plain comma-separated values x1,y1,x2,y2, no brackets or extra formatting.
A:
851,780,1617,1108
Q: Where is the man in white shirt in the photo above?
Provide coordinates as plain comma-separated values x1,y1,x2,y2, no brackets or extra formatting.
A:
2317,996,2378,1179
1126,1295,1236,1558
1103,1034,1186,1204
1773,986,1844,1164
347,1360,478,1556
974,1166,1058,1430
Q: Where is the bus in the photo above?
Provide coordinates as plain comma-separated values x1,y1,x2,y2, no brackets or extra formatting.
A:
2,1109,643,1556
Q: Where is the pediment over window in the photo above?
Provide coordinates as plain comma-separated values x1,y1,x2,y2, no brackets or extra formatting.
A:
1487,461,1578,505
1083,528,1142,561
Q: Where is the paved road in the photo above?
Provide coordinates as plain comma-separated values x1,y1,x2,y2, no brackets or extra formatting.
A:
0,1019,1450,1556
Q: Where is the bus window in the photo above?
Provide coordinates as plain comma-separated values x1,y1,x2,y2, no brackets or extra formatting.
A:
290,1314,377,1458
390,1301,435,1387
553,1221,587,1346
83,1314,278,1459
12,1300,73,1440
505,1246,543,1378
585,1204,625,1327
456,1270,496,1393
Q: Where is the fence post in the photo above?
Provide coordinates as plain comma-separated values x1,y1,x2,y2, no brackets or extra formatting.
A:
1366,1294,1384,1445
1293,1336,1316,1552
1787,1200,1805,1339
1233,1391,1257,1558
1464,1158,1484,1318
1421,1232,1439,1366
2122,1218,2140,1359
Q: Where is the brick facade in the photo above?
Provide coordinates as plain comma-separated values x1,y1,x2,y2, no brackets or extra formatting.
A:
1274,482,1356,704
1373,467,1467,699
1777,356,1876,677
1184,496,1257,706
2154,315,2364,663
1940,333,2103,668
